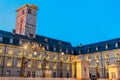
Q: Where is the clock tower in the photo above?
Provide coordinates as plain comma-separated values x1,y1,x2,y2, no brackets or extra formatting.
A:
15,4,38,38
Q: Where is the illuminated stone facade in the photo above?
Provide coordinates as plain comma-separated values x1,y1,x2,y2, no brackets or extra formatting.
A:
0,4,120,79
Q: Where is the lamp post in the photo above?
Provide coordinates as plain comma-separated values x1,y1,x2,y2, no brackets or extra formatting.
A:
96,60,99,80
21,44,27,77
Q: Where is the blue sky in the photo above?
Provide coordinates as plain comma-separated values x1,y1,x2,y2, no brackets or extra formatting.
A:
0,0,120,46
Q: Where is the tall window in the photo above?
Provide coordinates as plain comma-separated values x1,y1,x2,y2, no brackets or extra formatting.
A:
106,44,109,49
7,57,12,67
0,47,2,54
53,63,57,70
8,48,13,55
38,62,41,69
86,55,91,61
115,42,119,47
115,52,119,58
9,38,13,44
18,50,22,56
28,61,32,68
104,54,109,59
95,54,99,60
116,61,120,66
17,58,21,67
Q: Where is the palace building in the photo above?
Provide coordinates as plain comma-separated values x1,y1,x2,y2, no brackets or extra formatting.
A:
0,4,120,79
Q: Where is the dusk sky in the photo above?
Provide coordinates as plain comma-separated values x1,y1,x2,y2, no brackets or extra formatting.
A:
0,0,120,46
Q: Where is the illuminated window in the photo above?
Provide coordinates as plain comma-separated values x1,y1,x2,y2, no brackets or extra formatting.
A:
28,52,32,57
9,38,13,44
67,64,70,70
46,54,50,60
28,61,32,68
38,62,41,69
18,50,22,56
115,53,119,58
7,57,12,67
86,55,91,61
46,63,49,69
8,48,13,55
53,54,56,60
39,54,42,59
17,58,21,67
66,56,70,62
0,36,3,42
0,47,2,54
116,61,120,66
106,62,109,66
104,54,109,59
60,55,63,61
95,54,99,60
53,63,57,69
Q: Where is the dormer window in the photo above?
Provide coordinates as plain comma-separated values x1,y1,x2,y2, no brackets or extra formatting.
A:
59,48,62,52
106,44,109,49
19,39,22,45
46,45,49,50
72,50,74,54
115,42,119,48
79,50,82,54
88,48,91,52
66,49,68,53
96,46,99,51
0,36,3,42
53,46,56,51
10,38,13,44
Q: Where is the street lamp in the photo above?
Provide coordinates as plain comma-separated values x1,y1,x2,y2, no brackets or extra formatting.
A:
96,60,99,80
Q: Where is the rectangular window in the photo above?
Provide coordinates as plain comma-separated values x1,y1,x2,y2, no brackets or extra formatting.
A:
8,48,13,55
17,58,21,67
104,54,109,59
115,53,119,58
0,47,2,54
95,54,99,60
9,38,13,44
7,57,12,67
18,50,22,56
27,71,31,77
53,72,56,78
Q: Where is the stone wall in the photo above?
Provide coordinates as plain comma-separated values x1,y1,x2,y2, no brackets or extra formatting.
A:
0,77,76,80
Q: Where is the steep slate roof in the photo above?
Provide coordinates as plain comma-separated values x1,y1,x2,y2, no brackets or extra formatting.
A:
76,38,120,54
0,30,77,55
1,30,120,55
